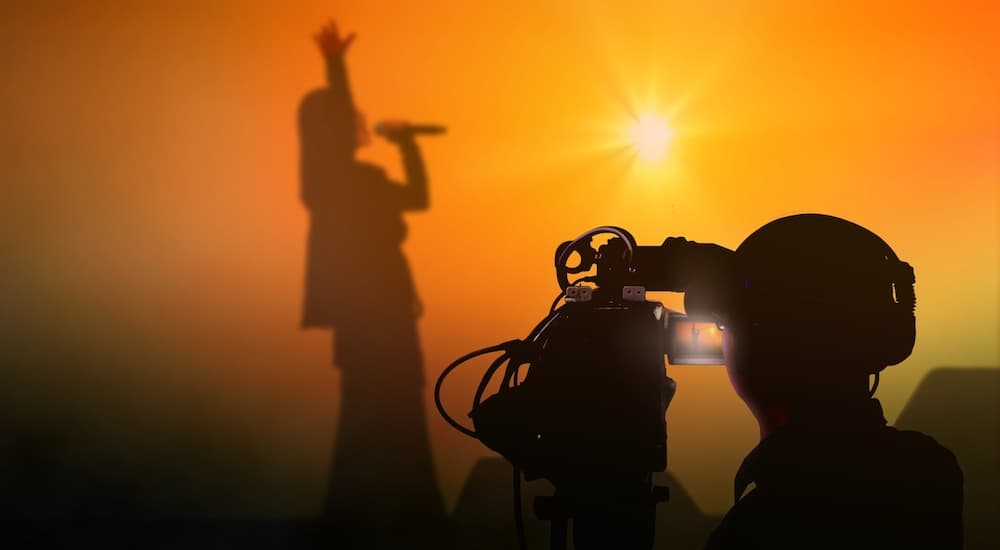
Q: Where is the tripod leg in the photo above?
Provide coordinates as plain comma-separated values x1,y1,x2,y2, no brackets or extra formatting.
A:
549,516,568,550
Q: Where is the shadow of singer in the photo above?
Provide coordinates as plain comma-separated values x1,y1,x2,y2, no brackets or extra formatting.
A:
298,20,446,544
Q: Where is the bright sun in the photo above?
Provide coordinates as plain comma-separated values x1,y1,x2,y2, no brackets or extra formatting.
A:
627,113,673,162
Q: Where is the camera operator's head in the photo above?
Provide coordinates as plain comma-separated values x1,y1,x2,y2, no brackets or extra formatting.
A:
720,214,915,434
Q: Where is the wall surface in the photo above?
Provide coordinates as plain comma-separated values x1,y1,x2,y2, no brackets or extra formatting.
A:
2,0,997,521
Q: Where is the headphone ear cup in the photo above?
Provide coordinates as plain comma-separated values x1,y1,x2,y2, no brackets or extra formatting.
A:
879,263,916,368
887,309,916,366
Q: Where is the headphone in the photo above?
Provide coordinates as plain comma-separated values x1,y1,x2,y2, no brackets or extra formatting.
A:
726,214,917,374
873,253,916,369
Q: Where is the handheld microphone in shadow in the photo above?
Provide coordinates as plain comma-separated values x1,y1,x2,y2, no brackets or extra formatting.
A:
374,121,447,138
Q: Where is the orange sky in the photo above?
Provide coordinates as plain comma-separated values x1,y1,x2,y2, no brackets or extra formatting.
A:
2,0,997,515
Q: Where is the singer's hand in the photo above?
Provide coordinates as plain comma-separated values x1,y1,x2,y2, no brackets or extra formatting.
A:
375,119,412,144
314,19,355,57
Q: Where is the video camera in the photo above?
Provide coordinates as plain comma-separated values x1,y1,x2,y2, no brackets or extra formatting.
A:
434,226,734,549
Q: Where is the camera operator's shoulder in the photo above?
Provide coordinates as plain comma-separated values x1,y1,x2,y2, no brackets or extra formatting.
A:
705,487,809,550
883,426,963,482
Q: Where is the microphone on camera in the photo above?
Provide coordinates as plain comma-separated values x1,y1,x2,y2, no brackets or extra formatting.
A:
374,122,447,137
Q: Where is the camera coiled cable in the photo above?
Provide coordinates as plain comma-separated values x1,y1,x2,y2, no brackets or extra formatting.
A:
434,340,518,438
435,297,567,550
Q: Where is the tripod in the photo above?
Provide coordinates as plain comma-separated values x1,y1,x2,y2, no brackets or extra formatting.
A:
534,476,670,550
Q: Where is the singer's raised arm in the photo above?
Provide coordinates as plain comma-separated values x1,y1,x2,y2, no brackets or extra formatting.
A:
314,20,357,119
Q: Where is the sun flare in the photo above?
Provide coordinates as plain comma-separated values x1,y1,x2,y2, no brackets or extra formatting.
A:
627,113,673,162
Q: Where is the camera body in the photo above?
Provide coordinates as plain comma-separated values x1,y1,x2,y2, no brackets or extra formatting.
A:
469,228,732,484
472,298,674,483
432,226,738,548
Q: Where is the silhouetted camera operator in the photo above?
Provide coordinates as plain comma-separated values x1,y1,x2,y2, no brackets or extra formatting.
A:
705,214,963,549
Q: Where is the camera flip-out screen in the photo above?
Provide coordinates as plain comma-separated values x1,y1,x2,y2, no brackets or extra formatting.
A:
666,312,725,365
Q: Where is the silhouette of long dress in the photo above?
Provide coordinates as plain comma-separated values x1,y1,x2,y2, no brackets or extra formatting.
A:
299,50,445,541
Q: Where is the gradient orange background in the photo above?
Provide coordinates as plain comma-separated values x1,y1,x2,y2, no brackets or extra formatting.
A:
2,0,997,516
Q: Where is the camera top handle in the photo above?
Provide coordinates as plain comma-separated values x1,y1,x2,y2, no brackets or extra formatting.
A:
555,228,734,309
